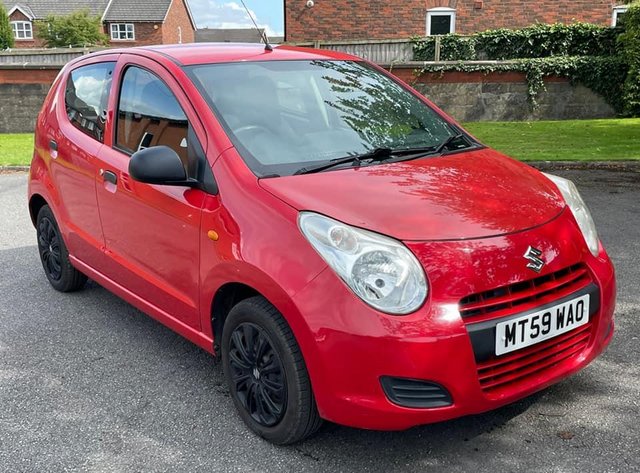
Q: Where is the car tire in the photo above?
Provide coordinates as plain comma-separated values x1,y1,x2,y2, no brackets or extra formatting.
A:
221,296,323,444
36,205,87,292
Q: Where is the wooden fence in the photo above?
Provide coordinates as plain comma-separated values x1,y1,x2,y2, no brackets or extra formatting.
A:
290,39,415,64
0,47,105,66
0,39,459,66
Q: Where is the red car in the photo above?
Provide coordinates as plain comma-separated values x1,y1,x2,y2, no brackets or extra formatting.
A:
28,44,615,444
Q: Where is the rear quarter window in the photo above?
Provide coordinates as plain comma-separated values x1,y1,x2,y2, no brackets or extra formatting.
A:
64,62,115,142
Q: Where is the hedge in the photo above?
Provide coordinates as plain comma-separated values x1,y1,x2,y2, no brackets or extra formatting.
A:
618,2,640,115
413,23,621,61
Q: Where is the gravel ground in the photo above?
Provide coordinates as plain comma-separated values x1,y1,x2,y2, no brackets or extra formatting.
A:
0,170,638,473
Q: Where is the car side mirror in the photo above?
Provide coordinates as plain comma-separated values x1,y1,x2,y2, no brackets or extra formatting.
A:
129,146,197,187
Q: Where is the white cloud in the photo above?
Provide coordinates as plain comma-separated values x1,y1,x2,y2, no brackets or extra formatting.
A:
188,1,283,37
74,76,105,113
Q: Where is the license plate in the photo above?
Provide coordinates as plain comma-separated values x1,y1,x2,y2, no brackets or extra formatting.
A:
495,294,590,356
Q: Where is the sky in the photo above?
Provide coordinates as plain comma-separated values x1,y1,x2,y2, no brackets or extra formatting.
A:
188,1,285,37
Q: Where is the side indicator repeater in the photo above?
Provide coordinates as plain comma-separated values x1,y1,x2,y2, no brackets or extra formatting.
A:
207,230,219,241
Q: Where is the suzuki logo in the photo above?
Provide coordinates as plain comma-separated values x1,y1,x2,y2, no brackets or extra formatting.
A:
524,246,545,273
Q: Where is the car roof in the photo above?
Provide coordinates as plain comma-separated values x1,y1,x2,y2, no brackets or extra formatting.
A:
88,43,361,66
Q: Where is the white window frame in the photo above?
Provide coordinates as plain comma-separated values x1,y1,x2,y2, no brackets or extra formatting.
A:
612,5,629,27
427,7,456,36
11,21,33,40
110,23,135,41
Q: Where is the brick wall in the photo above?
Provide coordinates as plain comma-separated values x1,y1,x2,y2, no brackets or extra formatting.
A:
162,0,196,44
455,0,616,34
285,0,618,42
286,0,428,41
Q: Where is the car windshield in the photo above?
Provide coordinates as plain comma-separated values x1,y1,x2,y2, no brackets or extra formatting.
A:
187,60,472,177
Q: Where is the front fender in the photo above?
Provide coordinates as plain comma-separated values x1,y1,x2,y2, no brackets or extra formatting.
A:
199,149,329,385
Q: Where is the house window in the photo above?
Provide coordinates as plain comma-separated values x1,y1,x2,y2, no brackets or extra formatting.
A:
110,23,135,41
612,6,629,27
427,7,456,35
11,21,33,40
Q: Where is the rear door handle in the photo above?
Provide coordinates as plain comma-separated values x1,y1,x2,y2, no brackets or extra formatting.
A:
49,139,58,151
103,170,118,185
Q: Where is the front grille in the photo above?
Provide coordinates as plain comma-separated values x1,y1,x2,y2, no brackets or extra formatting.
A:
460,264,599,396
380,376,452,408
477,322,592,394
459,263,592,323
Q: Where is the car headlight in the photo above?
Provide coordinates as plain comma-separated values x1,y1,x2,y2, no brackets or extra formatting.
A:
545,173,599,256
298,212,427,315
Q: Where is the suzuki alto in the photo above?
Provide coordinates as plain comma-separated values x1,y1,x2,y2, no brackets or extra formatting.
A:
28,43,616,444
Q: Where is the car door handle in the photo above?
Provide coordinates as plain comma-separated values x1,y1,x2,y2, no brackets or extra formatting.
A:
49,139,58,151
103,170,118,185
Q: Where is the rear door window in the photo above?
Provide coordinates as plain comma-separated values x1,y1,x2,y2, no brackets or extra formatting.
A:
65,62,115,142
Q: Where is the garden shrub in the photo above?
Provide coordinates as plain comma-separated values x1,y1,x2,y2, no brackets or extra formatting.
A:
618,1,640,116
413,23,620,61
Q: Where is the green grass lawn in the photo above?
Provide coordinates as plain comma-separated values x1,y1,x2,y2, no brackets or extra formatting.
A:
463,118,640,161
0,134,34,166
1,118,639,166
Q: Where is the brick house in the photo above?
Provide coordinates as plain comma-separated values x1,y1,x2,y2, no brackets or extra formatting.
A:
285,0,630,42
2,0,196,48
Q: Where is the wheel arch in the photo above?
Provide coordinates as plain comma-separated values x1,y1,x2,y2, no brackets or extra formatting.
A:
210,282,261,352
28,193,49,227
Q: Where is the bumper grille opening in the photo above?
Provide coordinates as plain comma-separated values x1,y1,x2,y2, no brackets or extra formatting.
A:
461,264,599,397
380,376,452,408
477,322,592,394
460,263,592,323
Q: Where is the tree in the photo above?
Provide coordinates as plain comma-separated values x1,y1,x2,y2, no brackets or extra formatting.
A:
618,1,640,115
36,10,108,48
0,4,15,49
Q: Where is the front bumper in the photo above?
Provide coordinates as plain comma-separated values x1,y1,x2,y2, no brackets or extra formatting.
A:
291,210,616,430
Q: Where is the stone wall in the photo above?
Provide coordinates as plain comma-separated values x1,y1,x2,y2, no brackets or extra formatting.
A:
391,67,615,121
414,80,615,122
0,66,59,134
0,64,615,134
0,83,50,133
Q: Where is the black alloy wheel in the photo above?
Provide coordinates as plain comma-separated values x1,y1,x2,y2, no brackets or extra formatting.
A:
36,205,87,292
228,322,287,427
221,296,322,444
37,215,63,282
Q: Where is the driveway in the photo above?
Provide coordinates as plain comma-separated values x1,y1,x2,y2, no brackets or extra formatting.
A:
0,169,638,472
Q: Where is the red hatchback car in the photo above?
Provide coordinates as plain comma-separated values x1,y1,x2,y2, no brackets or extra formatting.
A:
28,44,615,444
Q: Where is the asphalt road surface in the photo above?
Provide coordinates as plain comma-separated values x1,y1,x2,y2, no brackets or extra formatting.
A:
1,169,638,473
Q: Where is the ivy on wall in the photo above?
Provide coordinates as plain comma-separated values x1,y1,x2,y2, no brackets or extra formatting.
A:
413,23,620,61
411,18,640,115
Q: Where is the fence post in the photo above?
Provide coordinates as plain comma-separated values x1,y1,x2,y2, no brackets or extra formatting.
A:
434,36,441,61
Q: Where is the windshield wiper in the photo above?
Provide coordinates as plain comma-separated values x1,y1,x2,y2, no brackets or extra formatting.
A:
293,137,470,176
433,133,465,155
383,134,469,165
294,148,396,175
